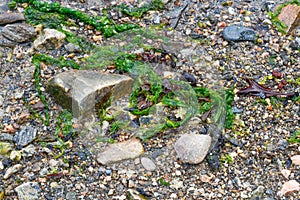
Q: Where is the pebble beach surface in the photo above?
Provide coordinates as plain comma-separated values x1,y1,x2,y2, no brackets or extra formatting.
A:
0,0,299,199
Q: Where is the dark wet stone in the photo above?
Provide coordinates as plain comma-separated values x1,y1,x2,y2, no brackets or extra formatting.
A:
13,126,38,147
222,25,257,42
182,72,197,85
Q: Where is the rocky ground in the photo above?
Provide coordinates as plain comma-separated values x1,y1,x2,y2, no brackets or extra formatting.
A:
0,0,300,199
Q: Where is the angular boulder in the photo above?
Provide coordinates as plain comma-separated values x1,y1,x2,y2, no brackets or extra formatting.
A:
47,70,134,119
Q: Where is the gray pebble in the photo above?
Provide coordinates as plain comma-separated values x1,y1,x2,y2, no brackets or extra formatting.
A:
222,25,256,42
141,157,156,171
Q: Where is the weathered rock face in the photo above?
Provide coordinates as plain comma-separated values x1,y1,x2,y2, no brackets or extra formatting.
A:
96,138,144,165
33,28,66,50
0,13,25,25
47,70,134,119
174,133,211,164
2,23,36,43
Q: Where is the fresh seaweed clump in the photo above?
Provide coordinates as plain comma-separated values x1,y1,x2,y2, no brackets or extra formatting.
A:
15,0,139,37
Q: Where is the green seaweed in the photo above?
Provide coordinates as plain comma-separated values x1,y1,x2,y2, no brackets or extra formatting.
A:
55,110,73,139
16,0,139,37
114,54,142,72
32,55,50,125
129,65,163,116
117,0,164,18
288,129,300,143
158,177,170,186
224,89,235,129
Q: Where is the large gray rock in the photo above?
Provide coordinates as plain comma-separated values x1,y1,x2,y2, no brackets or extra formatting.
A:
0,13,25,25
174,133,211,164
47,70,134,119
97,138,144,165
33,28,65,50
2,23,36,43
15,182,40,200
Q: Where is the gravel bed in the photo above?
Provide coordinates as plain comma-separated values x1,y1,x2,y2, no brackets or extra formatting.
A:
0,0,299,199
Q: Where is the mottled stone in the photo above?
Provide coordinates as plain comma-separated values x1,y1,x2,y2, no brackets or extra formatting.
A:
250,186,265,200
2,23,36,43
277,4,300,33
47,70,133,119
33,28,65,50
15,182,40,200
0,13,25,25
174,134,211,164
141,157,156,171
222,25,256,42
13,126,38,147
97,138,144,165
66,192,77,200
64,43,82,53
20,144,37,157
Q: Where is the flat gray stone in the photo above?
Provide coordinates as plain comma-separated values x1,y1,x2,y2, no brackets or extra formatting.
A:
2,23,36,43
47,70,134,119
13,126,38,147
97,138,144,165
222,25,256,42
15,182,40,200
174,134,211,164
33,28,65,50
141,157,156,171
0,13,25,25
